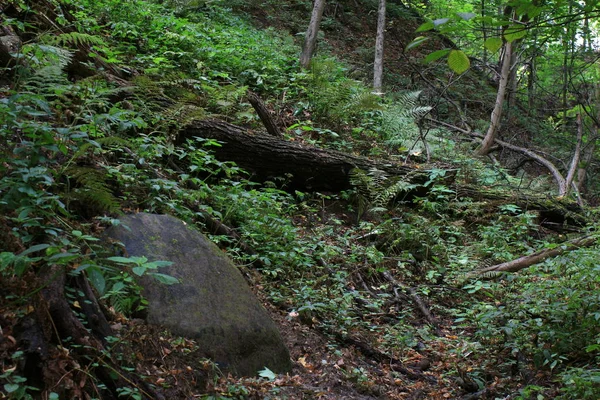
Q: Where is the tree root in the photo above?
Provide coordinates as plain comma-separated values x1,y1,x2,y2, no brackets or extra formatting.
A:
13,265,166,399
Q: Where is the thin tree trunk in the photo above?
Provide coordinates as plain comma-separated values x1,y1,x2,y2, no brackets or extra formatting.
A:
476,40,513,156
507,41,519,110
373,0,386,92
300,0,327,69
563,113,583,197
527,58,536,112
577,136,595,191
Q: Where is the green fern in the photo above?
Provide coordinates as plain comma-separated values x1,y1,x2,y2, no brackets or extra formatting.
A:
381,91,432,153
307,57,382,125
63,166,120,214
71,136,130,160
41,32,107,48
349,168,418,220
393,91,432,120
22,43,73,70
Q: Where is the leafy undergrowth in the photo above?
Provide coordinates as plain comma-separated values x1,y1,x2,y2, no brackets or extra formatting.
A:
2,0,600,399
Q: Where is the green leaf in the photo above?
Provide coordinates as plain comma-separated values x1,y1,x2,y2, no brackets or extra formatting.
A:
448,50,470,74
4,383,19,393
457,12,476,21
132,266,146,276
504,25,527,42
406,36,429,51
144,260,173,269
433,18,450,27
150,273,179,285
0,252,16,269
48,252,78,264
416,21,434,32
14,256,32,276
484,37,503,53
19,243,50,257
258,367,276,381
107,256,146,265
87,267,106,295
424,49,450,64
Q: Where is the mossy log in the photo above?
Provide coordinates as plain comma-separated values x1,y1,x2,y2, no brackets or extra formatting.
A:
177,119,442,192
456,184,586,228
177,119,586,227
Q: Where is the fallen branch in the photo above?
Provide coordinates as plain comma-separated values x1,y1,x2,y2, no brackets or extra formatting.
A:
476,234,597,274
319,325,434,382
427,117,584,200
381,271,440,335
247,91,282,138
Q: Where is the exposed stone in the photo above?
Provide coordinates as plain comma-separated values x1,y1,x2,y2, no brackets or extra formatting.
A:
104,212,292,376
0,35,21,68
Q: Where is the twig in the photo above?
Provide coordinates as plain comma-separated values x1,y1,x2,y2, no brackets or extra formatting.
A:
381,271,441,335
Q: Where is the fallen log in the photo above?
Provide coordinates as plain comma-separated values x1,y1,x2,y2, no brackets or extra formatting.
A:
455,185,587,228
475,234,597,275
177,119,586,226
177,119,440,192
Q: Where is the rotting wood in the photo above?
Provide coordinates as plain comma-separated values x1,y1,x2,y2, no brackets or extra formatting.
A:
455,184,586,228
247,91,282,138
178,119,446,192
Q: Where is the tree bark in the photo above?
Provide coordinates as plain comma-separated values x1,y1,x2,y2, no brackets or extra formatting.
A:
177,119,438,192
475,235,597,274
247,91,282,138
455,184,586,228
476,40,513,156
300,0,327,69
373,0,386,92
563,113,583,197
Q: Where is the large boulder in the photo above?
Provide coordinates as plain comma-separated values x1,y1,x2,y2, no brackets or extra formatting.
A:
104,212,291,376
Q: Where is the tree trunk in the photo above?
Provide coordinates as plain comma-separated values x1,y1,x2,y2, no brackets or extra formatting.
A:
300,0,327,69
373,0,386,92
563,113,583,197
476,40,512,156
177,119,439,192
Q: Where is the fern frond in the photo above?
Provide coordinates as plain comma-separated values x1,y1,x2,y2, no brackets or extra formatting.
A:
372,178,418,208
41,32,107,48
72,136,131,160
22,43,73,70
350,168,416,220
64,166,120,213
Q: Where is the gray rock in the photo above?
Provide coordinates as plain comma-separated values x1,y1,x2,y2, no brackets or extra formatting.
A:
0,35,21,68
104,212,291,376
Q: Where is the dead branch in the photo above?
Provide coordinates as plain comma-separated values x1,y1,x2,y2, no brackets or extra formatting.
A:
319,325,434,382
247,91,282,138
178,119,442,192
381,271,440,334
476,234,597,274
